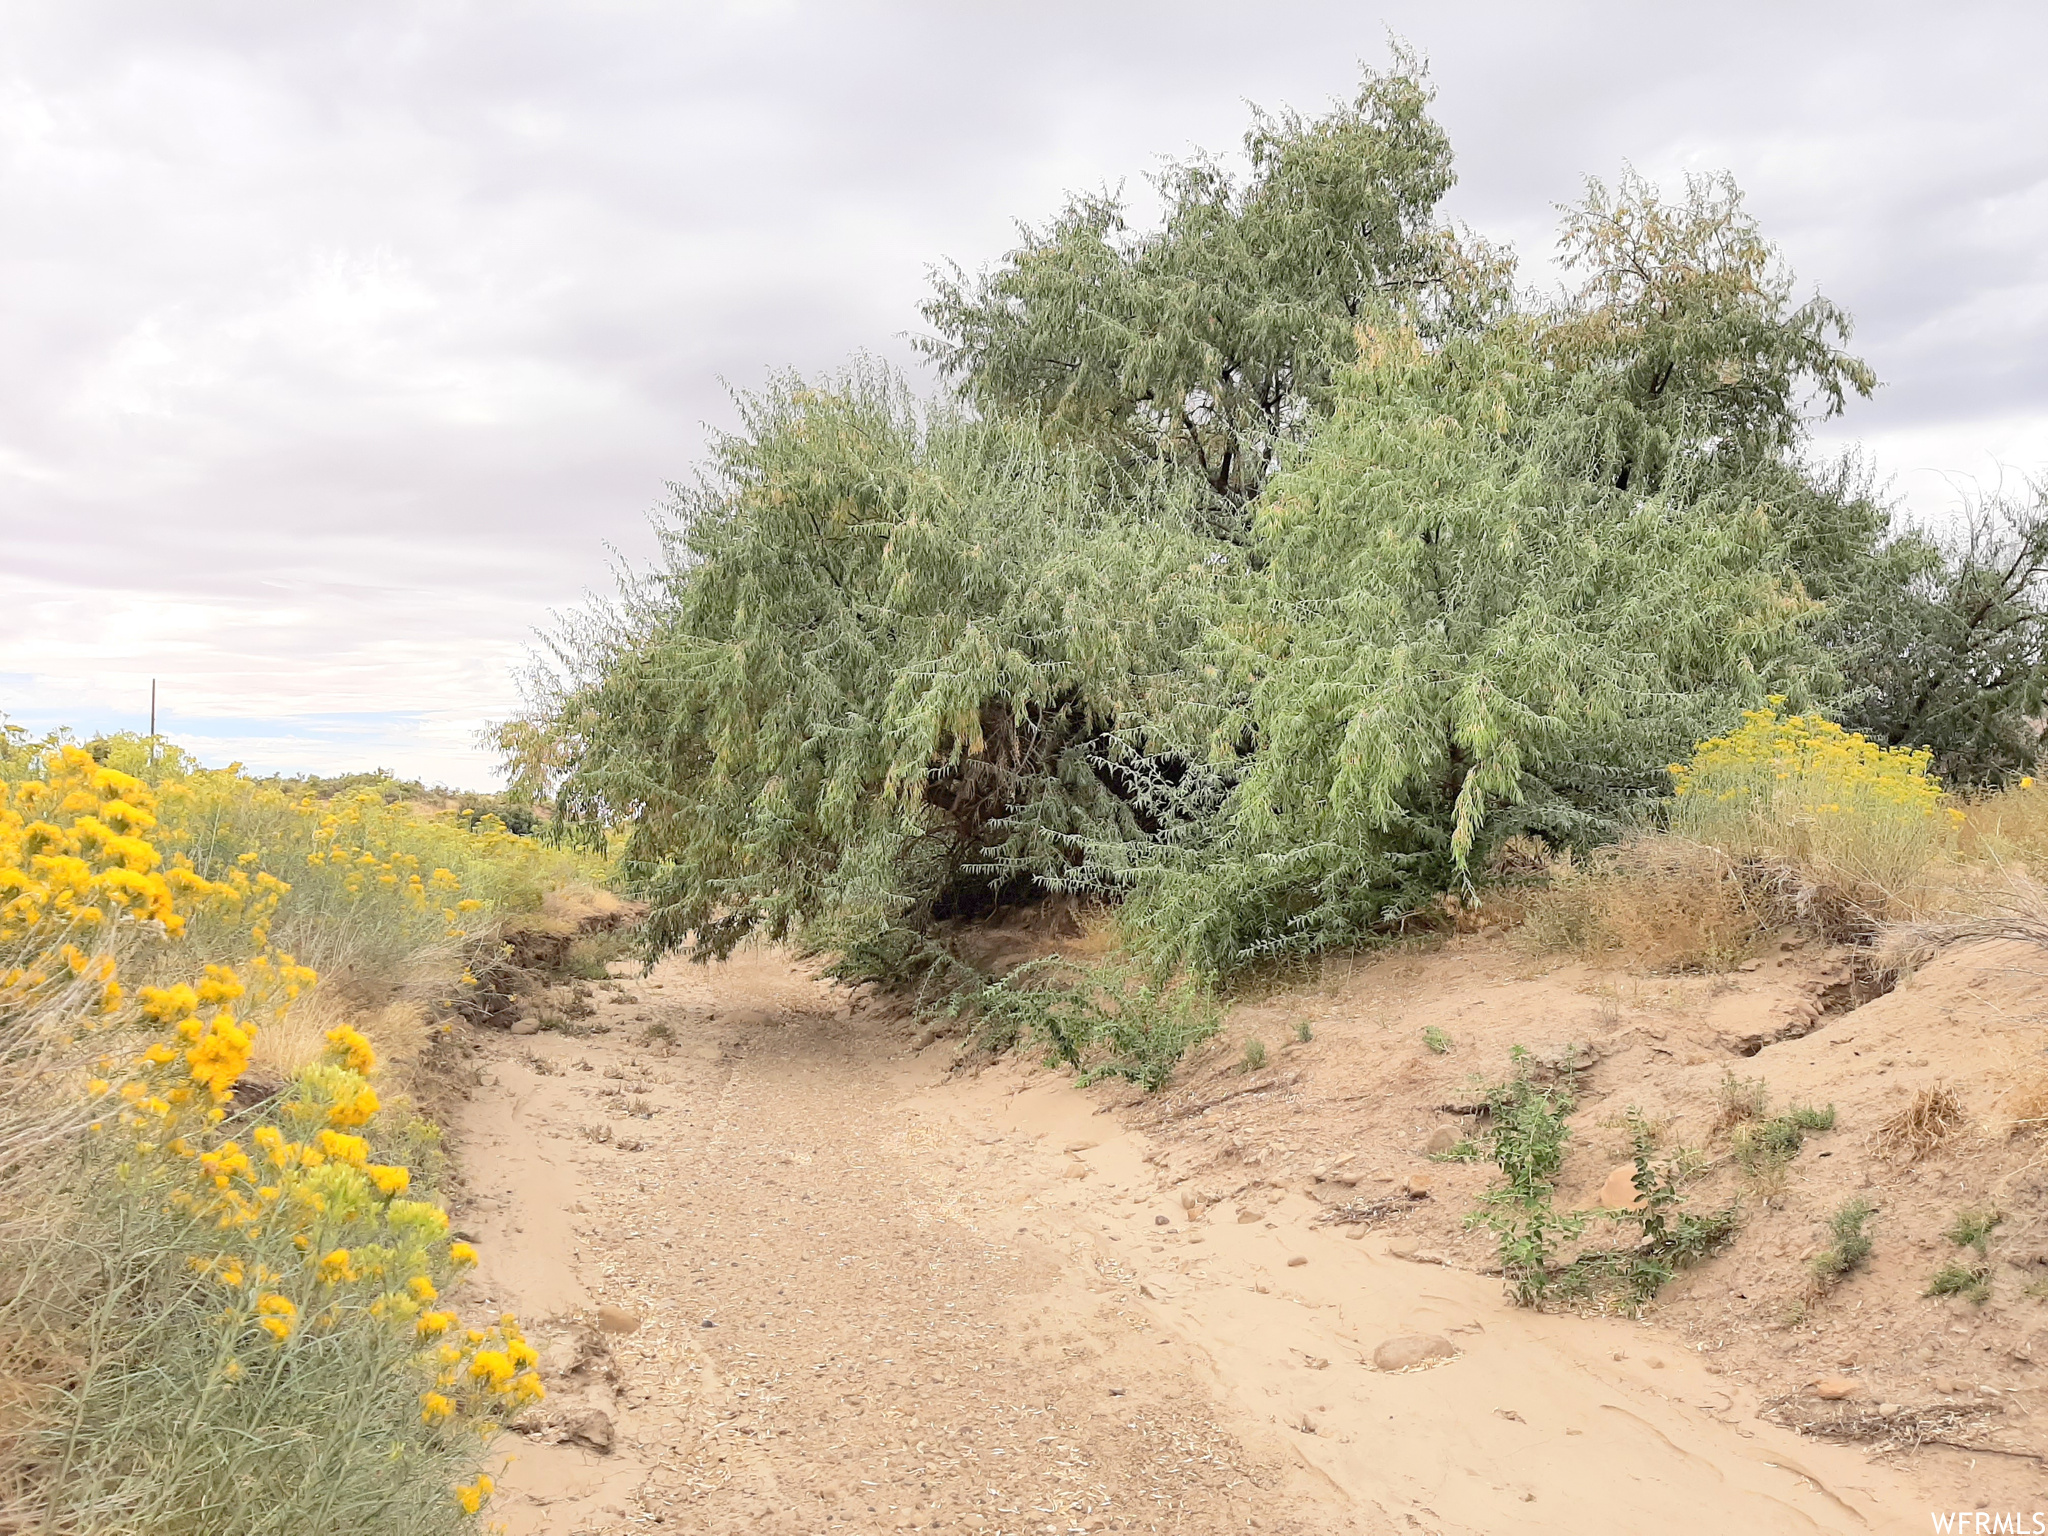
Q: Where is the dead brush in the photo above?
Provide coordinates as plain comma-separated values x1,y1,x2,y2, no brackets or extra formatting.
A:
2000,1070,2048,1138
1518,837,1765,970
1761,1396,2012,1460
1880,868,2048,973
1872,1085,1967,1163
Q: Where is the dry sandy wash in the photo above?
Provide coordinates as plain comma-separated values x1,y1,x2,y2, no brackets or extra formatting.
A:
440,945,2022,1536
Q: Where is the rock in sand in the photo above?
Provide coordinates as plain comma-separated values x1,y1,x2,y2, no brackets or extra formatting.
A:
1372,1334,1456,1372
1596,1163,1644,1211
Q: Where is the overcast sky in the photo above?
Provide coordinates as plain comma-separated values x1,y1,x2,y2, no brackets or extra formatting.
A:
3,1,2044,787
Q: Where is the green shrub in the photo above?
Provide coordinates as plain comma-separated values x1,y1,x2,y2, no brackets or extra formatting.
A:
955,957,1220,1093
1422,1026,1453,1054
1466,1051,1585,1307
1946,1205,2003,1255
1809,1198,1877,1290
1558,1110,1737,1310
1926,1263,1992,1304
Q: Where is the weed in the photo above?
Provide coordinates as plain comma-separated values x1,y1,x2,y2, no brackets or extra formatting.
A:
521,1050,563,1077
959,957,1221,1092
1240,1038,1268,1074
1728,1091,1836,1205
1429,1138,1483,1163
624,1096,655,1118
563,931,633,980
1946,1205,2003,1255
1716,1071,1770,1127
580,1123,614,1145
1809,1198,1876,1292
1737,1104,1835,1164
1422,1026,1453,1054
1926,1263,1992,1303
1557,1108,1738,1311
1465,1049,1585,1307
1294,1019,1314,1044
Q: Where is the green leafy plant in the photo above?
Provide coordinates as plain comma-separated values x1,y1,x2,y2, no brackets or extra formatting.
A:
1945,1205,2003,1256
1735,1103,1836,1164
1558,1109,1737,1310
1240,1038,1268,1074
1465,1050,1584,1306
1926,1263,1992,1304
953,957,1220,1093
1809,1198,1877,1292
1422,1026,1453,1054
1294,1019,1315,1044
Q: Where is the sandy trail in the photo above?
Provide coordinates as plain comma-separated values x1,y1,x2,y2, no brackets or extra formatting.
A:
448,949,1943,1535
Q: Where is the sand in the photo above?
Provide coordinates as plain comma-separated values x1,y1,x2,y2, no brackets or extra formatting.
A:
441,937,2045,1534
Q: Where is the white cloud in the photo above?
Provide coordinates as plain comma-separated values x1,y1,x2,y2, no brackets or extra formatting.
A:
1,0,2044,784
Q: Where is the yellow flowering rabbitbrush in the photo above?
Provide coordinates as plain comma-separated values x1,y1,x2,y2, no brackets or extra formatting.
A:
2,741,549,1527
1668,701,1960,915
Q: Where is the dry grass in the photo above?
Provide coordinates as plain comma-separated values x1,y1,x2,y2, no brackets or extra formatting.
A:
533,883,635,934
1872,1085,1968,1163
1999,1070,2048,1139
1517,837,1766,971
1882,868,2048,966
1957,781,2048,867
250,993,437,1081
1514,759,2048,979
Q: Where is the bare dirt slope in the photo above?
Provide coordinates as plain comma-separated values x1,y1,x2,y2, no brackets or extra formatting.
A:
437,936,2046,1535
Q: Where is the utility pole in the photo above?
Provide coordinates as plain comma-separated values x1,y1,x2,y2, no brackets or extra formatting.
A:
149,679,157,764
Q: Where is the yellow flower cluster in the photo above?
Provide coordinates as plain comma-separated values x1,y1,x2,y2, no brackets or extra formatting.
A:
1,743,543,1522
1671,702,1951,819
1667,702,1961,907
0,747,251,1011
141,1026,542,1471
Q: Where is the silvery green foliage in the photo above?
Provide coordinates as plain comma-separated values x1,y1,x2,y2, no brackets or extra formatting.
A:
1117,321,1824,978
918,49,1508,533
542,368,1222,973
1824,486,2048,785
514,60,2048,992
